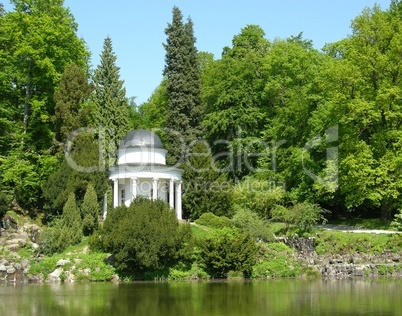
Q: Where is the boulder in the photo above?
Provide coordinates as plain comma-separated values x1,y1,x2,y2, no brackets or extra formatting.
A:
23,224,41,244
48,268,63,283
56,259,70,267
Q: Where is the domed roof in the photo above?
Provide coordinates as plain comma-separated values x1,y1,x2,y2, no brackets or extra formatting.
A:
120,129,164,149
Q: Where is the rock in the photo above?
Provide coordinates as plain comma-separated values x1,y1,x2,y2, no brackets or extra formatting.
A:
6,267,16,274
0,264,6,272
56,259,70,267
23,224,41,244
13,263,22,271
354,268,365,277
4,243,21,251
31,243,40,250
48,268,63,283
1,214,18,231
21,259,30,268
5,238,27,248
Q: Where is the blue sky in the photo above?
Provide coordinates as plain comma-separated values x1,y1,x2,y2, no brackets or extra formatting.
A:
3,0,392,104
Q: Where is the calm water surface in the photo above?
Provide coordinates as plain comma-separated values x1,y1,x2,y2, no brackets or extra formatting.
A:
0,279,401,316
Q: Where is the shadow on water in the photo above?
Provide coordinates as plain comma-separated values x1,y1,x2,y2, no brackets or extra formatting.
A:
0,278,401,315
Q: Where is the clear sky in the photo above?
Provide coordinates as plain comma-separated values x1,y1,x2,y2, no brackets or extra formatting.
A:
3,0,392,104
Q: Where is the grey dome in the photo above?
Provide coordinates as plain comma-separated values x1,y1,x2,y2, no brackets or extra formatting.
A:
120,129,164,149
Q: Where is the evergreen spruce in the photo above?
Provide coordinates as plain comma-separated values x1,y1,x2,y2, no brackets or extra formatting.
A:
92,36,130,165
54,63,92,145
163,6,203,162
81,183,99,236
62,192,83,245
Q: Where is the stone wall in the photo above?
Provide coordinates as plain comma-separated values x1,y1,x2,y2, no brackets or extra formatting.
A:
277,236,402,278
0,215,41,284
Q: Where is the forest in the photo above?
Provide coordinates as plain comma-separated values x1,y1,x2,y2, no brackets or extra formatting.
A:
1,0,402,237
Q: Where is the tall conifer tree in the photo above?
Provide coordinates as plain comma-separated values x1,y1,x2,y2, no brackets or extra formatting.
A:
163,6,202,162
92,36,130,165
54,63,92,146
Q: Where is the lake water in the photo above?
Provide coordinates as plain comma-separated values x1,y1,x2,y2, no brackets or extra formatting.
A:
0,279,401,315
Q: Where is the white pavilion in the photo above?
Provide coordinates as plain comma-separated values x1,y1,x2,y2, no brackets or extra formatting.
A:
108,129,183,220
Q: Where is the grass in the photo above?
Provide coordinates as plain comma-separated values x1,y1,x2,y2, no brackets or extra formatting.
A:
252,242,301,278
190,223,211,239
327,218,391,230
315,230,402,255
28,237,115,281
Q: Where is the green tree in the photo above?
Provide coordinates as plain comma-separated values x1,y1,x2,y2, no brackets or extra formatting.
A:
92,36,130,165
0,0,89,210
54,63,92,146
270,202,328,234
42,133,108,217
182,141,233,220
61,192,82,245
102,197,192,273
41,192,83,254
137,80,168,129
202,25,270,179
163,6,203,162
310,4,402,219
81,183,99,236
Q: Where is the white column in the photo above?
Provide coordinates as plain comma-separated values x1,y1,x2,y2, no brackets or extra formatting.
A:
152,177,158,200
113,178,119,208
169,178,174,209
131,177,137,202
175,180,182,220
102,193,107,220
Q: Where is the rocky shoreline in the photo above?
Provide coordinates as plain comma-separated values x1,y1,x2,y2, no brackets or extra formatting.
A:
278,236,402,278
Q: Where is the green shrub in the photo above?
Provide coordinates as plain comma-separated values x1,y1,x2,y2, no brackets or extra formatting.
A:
271,202,328,234
227,270,244,280
232,208,273,241
41,218,69,255
195,212,232,229
29,257,59,277
81,183,99,236
88,229,104,252
197,227,257,278
102,197,193,273
391,209,402,231
168,262,209,280
233,178,284,219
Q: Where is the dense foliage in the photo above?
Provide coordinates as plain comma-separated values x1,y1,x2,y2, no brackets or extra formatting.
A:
100,197,193,273
197,227,257,278
163,6,203,161
2,0,402,279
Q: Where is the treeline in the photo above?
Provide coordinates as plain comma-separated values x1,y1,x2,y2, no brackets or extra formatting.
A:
1,0,402,227
142,2,402,221
0,0,134,220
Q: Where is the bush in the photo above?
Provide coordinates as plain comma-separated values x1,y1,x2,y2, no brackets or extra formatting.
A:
197,227,257,278
41,218,68,255
88,228,104,252
195,212,232,229
101,197,193,273
182,142,234,220
271,202,328,234
232,208,273,241
81,183,99,236
233,177,285,219
391,209,402,231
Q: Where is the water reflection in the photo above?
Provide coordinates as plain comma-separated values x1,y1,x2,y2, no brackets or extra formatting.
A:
0,279,400,316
